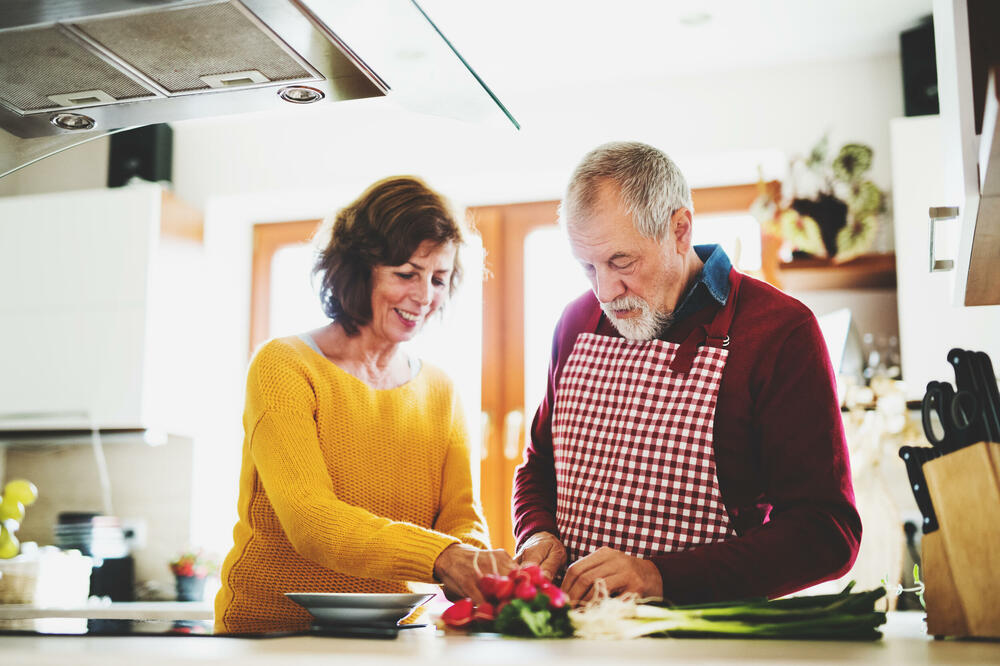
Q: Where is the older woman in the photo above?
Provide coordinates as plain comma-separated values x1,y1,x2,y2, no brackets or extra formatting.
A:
215,176,512,634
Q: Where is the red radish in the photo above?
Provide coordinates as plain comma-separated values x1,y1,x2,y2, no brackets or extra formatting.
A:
514,579,537,601
478,573,502,599
492,575,515,601
441,598,475,627
539,583,567,608
474,601,496,622
520,564,547,587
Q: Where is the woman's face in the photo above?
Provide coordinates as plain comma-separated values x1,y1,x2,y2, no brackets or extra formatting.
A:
368,239,456,345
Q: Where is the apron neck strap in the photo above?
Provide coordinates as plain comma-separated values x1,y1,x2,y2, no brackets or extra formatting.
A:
669,268,743,373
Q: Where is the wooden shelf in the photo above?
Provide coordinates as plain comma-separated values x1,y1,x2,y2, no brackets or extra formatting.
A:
770,253,897,291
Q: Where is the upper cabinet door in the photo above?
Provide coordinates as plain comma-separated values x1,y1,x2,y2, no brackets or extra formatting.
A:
0,185,160,434
933,0,1000,306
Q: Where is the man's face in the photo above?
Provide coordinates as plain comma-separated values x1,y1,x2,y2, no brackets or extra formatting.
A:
566,180,690,340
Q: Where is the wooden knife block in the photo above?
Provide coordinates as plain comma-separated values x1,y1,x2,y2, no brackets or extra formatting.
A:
921,441,1000,638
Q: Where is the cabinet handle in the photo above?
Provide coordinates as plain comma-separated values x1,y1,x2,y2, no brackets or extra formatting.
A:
928,206,958,272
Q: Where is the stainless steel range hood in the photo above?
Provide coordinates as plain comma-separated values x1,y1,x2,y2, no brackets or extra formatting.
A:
0,0,518,178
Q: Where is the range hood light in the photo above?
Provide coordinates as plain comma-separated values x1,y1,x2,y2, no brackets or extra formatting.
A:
50,113,97,130
278,85,325,104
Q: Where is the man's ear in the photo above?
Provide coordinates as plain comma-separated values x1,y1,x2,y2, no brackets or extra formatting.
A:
671,207,694,253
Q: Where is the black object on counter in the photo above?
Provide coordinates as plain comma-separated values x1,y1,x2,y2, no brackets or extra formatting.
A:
898,445,943,534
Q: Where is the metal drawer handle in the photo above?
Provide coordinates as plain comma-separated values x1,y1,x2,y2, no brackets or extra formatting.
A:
928,206,958,272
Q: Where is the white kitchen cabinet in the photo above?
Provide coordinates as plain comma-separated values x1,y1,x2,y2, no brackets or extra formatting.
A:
0,183,205,439
890,115,1000,400
932,0,1000,306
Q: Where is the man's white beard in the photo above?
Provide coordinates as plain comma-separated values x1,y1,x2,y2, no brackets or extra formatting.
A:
600,294,673,340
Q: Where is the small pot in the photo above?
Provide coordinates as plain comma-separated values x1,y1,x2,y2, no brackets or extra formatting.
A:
174,574,206,601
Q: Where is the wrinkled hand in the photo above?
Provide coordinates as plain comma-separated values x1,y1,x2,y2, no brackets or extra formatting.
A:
515,531,568,582
433,543,516,605
561,546,662,603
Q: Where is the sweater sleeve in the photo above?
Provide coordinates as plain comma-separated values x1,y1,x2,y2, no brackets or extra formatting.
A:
649,316,862,604
432,391,491,550
246,347,460,584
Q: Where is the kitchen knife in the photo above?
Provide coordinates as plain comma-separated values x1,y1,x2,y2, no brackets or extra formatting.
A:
898,445,944,534
972,351,1000,442
947,348,989,446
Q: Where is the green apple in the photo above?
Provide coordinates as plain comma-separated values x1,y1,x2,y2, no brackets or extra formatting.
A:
0,526,19,559
3,479,38,506
0,496,24,523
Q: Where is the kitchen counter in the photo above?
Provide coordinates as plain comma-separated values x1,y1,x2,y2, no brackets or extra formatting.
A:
0,612,997,665
0,601,213,621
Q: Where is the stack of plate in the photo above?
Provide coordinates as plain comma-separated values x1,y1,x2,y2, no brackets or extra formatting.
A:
285,592,435,637
53,513,129,559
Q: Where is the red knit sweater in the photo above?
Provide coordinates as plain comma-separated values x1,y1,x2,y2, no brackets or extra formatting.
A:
512,273,861,604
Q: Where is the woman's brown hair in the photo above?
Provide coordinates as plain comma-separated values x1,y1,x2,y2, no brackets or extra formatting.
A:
313,176,464,336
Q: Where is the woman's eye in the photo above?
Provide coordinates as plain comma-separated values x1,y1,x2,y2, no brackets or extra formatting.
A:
395,272,415,280
432,277,446,287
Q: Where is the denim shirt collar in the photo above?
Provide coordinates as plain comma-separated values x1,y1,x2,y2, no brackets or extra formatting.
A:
671,244,732,323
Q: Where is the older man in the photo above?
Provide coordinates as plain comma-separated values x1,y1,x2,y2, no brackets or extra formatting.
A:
513,141,861,604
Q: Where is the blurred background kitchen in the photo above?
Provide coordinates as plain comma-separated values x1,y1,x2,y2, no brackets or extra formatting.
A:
1,0,998,610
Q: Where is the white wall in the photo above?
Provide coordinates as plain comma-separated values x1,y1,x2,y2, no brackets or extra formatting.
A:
170,54,904,214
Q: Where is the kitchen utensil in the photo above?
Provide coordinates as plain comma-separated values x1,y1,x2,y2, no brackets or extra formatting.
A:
921,381,976,451
947,348,991,445
971,351,1000,441
898,445,944,533
284,592,434,629
921,442,1000,638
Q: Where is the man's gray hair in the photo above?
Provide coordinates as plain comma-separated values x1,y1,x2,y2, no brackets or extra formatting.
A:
560,141,693,240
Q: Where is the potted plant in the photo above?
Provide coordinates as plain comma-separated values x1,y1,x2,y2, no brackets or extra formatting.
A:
169,548,218,602
752,135,888,263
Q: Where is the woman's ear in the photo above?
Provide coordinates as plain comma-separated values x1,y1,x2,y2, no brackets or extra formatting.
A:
671,207,694,253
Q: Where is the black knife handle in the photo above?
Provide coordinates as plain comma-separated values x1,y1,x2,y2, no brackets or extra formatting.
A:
898,446,942,533
948,348,988,445
972,351,1000,442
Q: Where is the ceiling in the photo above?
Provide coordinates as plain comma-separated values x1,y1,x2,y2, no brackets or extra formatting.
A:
419,0,933,100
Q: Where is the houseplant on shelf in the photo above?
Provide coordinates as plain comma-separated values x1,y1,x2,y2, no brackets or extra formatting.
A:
169,548,218,601
752,135,888,263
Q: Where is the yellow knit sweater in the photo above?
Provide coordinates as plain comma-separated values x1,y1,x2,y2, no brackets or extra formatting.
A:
214,335,489,634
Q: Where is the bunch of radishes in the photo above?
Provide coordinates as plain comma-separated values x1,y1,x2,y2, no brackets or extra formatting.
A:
440,564,571,637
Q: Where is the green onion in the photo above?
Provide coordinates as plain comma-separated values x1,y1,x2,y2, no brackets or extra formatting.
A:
568,582,887,641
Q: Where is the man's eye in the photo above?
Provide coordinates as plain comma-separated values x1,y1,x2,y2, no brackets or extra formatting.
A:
611,261,634,271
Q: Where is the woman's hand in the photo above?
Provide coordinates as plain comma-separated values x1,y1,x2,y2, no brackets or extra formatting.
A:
433,543,516,605
515,531,568,582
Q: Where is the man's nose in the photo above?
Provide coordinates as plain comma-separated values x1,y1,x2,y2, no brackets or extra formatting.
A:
594,268,623,304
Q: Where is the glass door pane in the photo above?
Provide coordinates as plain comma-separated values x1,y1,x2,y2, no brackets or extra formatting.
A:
523,226,590,419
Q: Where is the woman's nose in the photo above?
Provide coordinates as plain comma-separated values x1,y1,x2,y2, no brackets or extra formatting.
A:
413,276,433,305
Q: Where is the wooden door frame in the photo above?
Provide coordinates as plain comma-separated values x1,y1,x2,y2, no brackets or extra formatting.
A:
249,219,321,356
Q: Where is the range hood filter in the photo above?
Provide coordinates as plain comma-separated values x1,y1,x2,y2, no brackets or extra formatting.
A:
71,1,315,94
0,26,156,113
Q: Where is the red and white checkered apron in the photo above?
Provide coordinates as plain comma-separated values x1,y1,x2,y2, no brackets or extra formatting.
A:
553,269,743,562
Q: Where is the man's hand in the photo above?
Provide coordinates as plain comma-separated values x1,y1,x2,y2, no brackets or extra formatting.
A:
433,543,516,605
560,546,662,603
515,531,568,582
